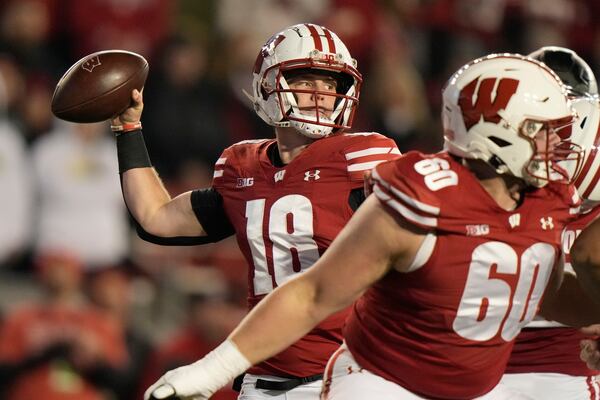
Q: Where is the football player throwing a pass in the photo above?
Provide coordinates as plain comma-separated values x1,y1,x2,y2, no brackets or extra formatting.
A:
111,23,400,400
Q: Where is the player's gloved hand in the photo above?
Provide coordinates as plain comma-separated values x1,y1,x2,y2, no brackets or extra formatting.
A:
144,340,251,400
144,363,228,400
144,363,212,400
146,383,182,400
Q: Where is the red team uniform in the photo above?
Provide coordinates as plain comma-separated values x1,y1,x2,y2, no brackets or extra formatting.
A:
342,151,580,399
506,206,600,386
212,132,399,378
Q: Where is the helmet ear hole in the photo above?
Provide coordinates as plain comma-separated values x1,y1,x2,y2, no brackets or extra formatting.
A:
259,85,269,101
488,136,511,148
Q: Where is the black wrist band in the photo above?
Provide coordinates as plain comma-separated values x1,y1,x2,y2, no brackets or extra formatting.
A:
116,129,152,173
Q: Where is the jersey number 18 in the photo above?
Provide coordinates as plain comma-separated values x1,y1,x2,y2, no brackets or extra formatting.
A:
245,195,320,295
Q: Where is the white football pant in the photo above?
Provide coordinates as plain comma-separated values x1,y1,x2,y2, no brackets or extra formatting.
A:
501,372,600,400
322,344,534,400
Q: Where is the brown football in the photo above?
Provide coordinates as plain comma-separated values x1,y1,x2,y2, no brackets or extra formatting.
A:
51,50,149,123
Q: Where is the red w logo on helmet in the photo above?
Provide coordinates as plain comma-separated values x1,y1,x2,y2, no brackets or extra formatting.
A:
458,77,519,130
253,34,285,74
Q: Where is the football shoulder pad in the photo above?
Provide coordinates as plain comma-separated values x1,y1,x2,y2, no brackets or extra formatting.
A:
371,151,463,229
337,132,401,181
211,139,273,186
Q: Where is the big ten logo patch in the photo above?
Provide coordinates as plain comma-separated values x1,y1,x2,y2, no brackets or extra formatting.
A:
236,177,254,188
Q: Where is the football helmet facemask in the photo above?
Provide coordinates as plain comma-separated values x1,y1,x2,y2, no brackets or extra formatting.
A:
560,97,600,203
248,23,362,139
443,53,582,188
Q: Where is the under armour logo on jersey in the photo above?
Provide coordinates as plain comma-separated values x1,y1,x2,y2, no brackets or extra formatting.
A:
274,170,286,183
509,213,521,228
236,177,254,188
540,217,554,230
81,56,101,72
304,170,320,181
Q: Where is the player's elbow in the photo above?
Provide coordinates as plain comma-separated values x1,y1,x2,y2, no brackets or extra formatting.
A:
308,278,355,322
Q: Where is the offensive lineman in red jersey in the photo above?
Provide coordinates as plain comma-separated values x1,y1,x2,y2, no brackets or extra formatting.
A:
144,54,595,400
502,47,600,399
111,23,400,400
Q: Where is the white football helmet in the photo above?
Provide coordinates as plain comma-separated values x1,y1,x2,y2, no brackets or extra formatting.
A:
443,53,581,187
561,97,600,202
528,46,598,98
248,23,362,139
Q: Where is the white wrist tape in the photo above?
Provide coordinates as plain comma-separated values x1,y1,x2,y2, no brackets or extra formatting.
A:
165,339,252,398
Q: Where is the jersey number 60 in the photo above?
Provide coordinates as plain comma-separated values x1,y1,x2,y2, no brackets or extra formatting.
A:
452,241,556,342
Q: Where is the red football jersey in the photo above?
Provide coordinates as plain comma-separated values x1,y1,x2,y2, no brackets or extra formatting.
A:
506,205,600,376
343,151,580,399
212,132,400,377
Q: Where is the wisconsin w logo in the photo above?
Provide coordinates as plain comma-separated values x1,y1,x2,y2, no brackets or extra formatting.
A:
458,77,519,130
253,34,285,74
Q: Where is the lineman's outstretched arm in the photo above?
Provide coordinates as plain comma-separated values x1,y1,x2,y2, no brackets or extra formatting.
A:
144,195,426,399
540,265,600,327
571,216,600,371
571,217,600,301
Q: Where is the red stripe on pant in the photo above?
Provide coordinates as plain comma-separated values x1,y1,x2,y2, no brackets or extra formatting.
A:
587,375,599,400
321,346,346,400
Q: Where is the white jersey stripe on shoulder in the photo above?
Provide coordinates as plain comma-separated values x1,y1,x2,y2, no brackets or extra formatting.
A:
345,147,400,160
347,160,388,172
231,139,270,146
346,132,383,137
372,169,440,216
213,170,224,178
374,185,438,227
215,158,227,165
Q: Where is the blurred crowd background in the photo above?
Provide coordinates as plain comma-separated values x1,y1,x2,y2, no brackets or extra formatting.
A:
0,0,599,399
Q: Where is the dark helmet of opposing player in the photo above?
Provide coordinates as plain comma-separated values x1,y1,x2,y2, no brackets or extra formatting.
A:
529,46,598,98
248,23,362,139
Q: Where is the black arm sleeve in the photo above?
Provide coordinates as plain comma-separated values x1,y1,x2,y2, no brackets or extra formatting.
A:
190,188,236,240
131,188,234,246
348,187,366,211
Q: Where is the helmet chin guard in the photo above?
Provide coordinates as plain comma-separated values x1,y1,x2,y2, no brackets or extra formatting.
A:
248,23,362,139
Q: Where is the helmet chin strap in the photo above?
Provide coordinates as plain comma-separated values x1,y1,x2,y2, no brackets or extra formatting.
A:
289,119,334,138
